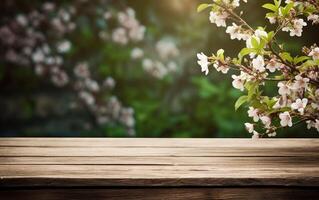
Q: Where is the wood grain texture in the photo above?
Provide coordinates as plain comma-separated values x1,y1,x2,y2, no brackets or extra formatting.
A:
0,138,318,188
1,188,319,200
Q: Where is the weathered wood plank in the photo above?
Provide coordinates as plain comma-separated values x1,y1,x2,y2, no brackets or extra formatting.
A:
0,156,318,166
1,188,319,200
0,138,318,188
0,146,318,157
1,165,319,187
0,138,318,148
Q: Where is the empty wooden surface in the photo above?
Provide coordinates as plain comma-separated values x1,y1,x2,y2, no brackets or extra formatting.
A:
0,138,318,188
1,188,319,200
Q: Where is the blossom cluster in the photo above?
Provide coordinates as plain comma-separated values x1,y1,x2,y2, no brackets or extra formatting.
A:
0,1,141,135
197,0,319,137
98,8,145,45
131,38,180,79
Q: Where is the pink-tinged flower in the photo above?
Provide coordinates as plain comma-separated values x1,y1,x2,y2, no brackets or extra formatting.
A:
308,14,319,25
254,29,268,38
112,27,128,45
79,91,95,106
231,74,245,91
245,123,254,133
267,16,276,24
268,131,276,137
306,120,315,129
74,62,90,79
277,82,290,96
312,102,319,110
131,47,144,59
279,111,292,127
104,77,116,89
209,11,228,27
291,98,308,115
309,47,319,60
292,75,309,90
282,18,307,37
197,52,209,75
252,131,259,139
57,40,71,53
252,55,265,72
226,23,249,41
315,120,319,132
85,79,100,92
266,59,280,73
248,107,259,122
260,115,271,128
213,61,229,74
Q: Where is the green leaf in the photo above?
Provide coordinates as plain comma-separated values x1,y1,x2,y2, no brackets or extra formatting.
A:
216,49,225,60
280,52,293,62
239,48,255,58
262,3,277,12
284,3,294,15
235,95,248,110
251,37,259,49
197,4,211,13
245,81,259,100
267,31,275,41
274,0,281,7
293,56,310,64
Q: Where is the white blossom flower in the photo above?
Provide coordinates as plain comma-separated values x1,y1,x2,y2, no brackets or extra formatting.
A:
252,55,265,72
167,61,178,72
57,40,71,53
156,39,179,60
277,82,291,96
311,102,319,110
292,75,309,91
74,62,90,78
315,120,319,132
197,52,210,75
279,111,292,127
51,70,69,87
128,25,145,41
268,131,276,137
260,115,271,128
308,14,319,25
231,74,245,91
226,23,249,40
291,98,308,115
119,107,135,127
248,107,259,122
16,14,28,26
245,123,254,133
112,27,128,45
85,79,100,92
266,59,280,73
79,91,95,106
267,16,276,24
254,29,267,38
209,11,228,27
213,61,229,74
252,131,259,139
131,47,144,59
306,120,315,129
282,18,307,37
142,58,154,75
103,76,116,89
309,47,319,60
32,49,45,63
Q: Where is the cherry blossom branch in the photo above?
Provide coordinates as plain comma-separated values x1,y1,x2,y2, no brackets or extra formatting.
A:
212,1,254,32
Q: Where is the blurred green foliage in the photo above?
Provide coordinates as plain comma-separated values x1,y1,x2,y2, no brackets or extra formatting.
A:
0,0,318,138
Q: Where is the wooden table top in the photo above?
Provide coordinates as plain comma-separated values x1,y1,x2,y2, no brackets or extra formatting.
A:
0,138,318,188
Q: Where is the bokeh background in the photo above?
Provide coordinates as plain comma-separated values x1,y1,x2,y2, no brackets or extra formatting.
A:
0,0,318,137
